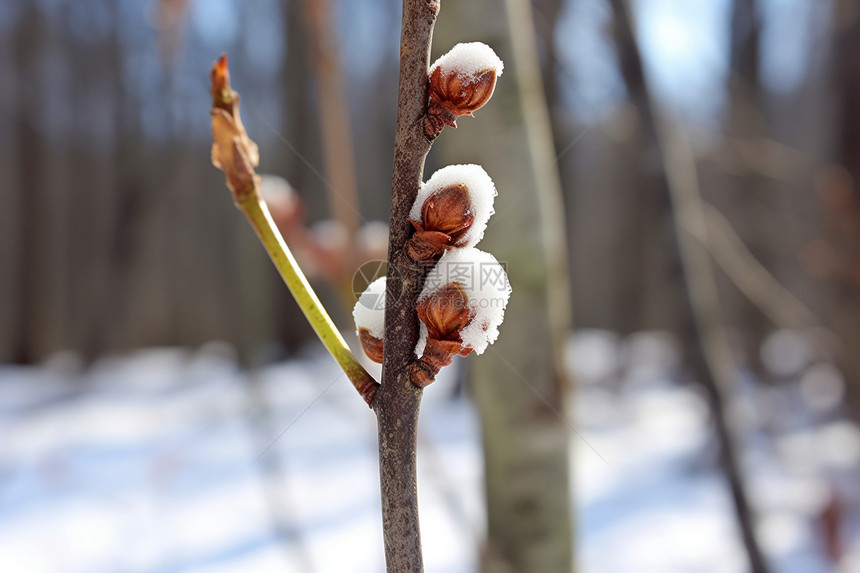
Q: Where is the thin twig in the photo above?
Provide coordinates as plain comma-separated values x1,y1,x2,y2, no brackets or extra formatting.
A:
658,121,772,573
209,56,378,406
238,195,379,405
375,1,440,571
696,202,820,330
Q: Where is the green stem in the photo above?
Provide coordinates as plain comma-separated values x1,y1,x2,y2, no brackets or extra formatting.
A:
238,192,379,405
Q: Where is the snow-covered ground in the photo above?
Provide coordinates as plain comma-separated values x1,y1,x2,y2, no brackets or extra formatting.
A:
0,331,858,572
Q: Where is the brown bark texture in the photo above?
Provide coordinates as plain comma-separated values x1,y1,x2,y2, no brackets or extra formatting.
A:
374,1,439,571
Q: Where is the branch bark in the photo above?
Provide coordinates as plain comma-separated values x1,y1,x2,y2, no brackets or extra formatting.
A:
375,1,439,571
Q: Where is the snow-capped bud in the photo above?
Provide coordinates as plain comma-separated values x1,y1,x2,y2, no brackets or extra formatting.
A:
418,283,472,341
408,184,472,262
410,248,512,387
210,54,260,200
353,277,387,364
407,165,497,263
409,283,473,387
425,42,504,139
421,185,472,240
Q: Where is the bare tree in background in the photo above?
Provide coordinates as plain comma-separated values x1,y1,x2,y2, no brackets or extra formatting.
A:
11,4,47,364
607,1,771,571
725,0,773,378
827,0,860,419
434,1,574,571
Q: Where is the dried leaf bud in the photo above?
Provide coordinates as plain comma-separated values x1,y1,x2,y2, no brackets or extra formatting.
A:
353,277,387,363
407,165,497,263
210,54,260,201
210,53,234,112
425,42,504,139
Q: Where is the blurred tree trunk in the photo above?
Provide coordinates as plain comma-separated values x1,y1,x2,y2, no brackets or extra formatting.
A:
271,0,321,353
108,1,140,353
605,3,675,335
726,0,772,377
434,1,574,571
303,0,360,283
830,0,860,418
11,4,48,364
607,2,770,572
0,31,16,361
532,0,565,158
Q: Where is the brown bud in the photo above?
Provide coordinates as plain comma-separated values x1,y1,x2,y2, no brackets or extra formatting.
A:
211,109,260,198
406,230,452,263
408,339,468,388
358,327,384,364
210,54,233,112
410,283,474,387
421,184,473,238
210,54,260,201
418,283,472,341
425,66,498,139
407,183,474,262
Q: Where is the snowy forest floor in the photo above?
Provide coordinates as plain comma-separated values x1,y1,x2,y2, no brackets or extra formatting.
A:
0,331,859,572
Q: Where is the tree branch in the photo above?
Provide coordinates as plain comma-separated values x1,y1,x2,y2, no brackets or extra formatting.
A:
209,56,379,406
375,1,440,570
697,202,820,331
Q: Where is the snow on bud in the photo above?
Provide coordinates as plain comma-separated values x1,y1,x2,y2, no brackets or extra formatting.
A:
425,42,504,139
410,248,512,386
210,54,260,200
353,277,387,364
407,165,497,263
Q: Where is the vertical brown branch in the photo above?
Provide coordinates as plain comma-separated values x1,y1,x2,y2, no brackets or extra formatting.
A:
375,1,439,571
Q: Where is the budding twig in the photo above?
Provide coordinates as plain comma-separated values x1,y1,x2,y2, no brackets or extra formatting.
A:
209,55,378,406
424,42,503,139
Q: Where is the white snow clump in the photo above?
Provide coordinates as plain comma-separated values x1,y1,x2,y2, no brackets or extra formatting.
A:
416,247,511,356
431,42,504,81
353,277,386,339
409,164,497,248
